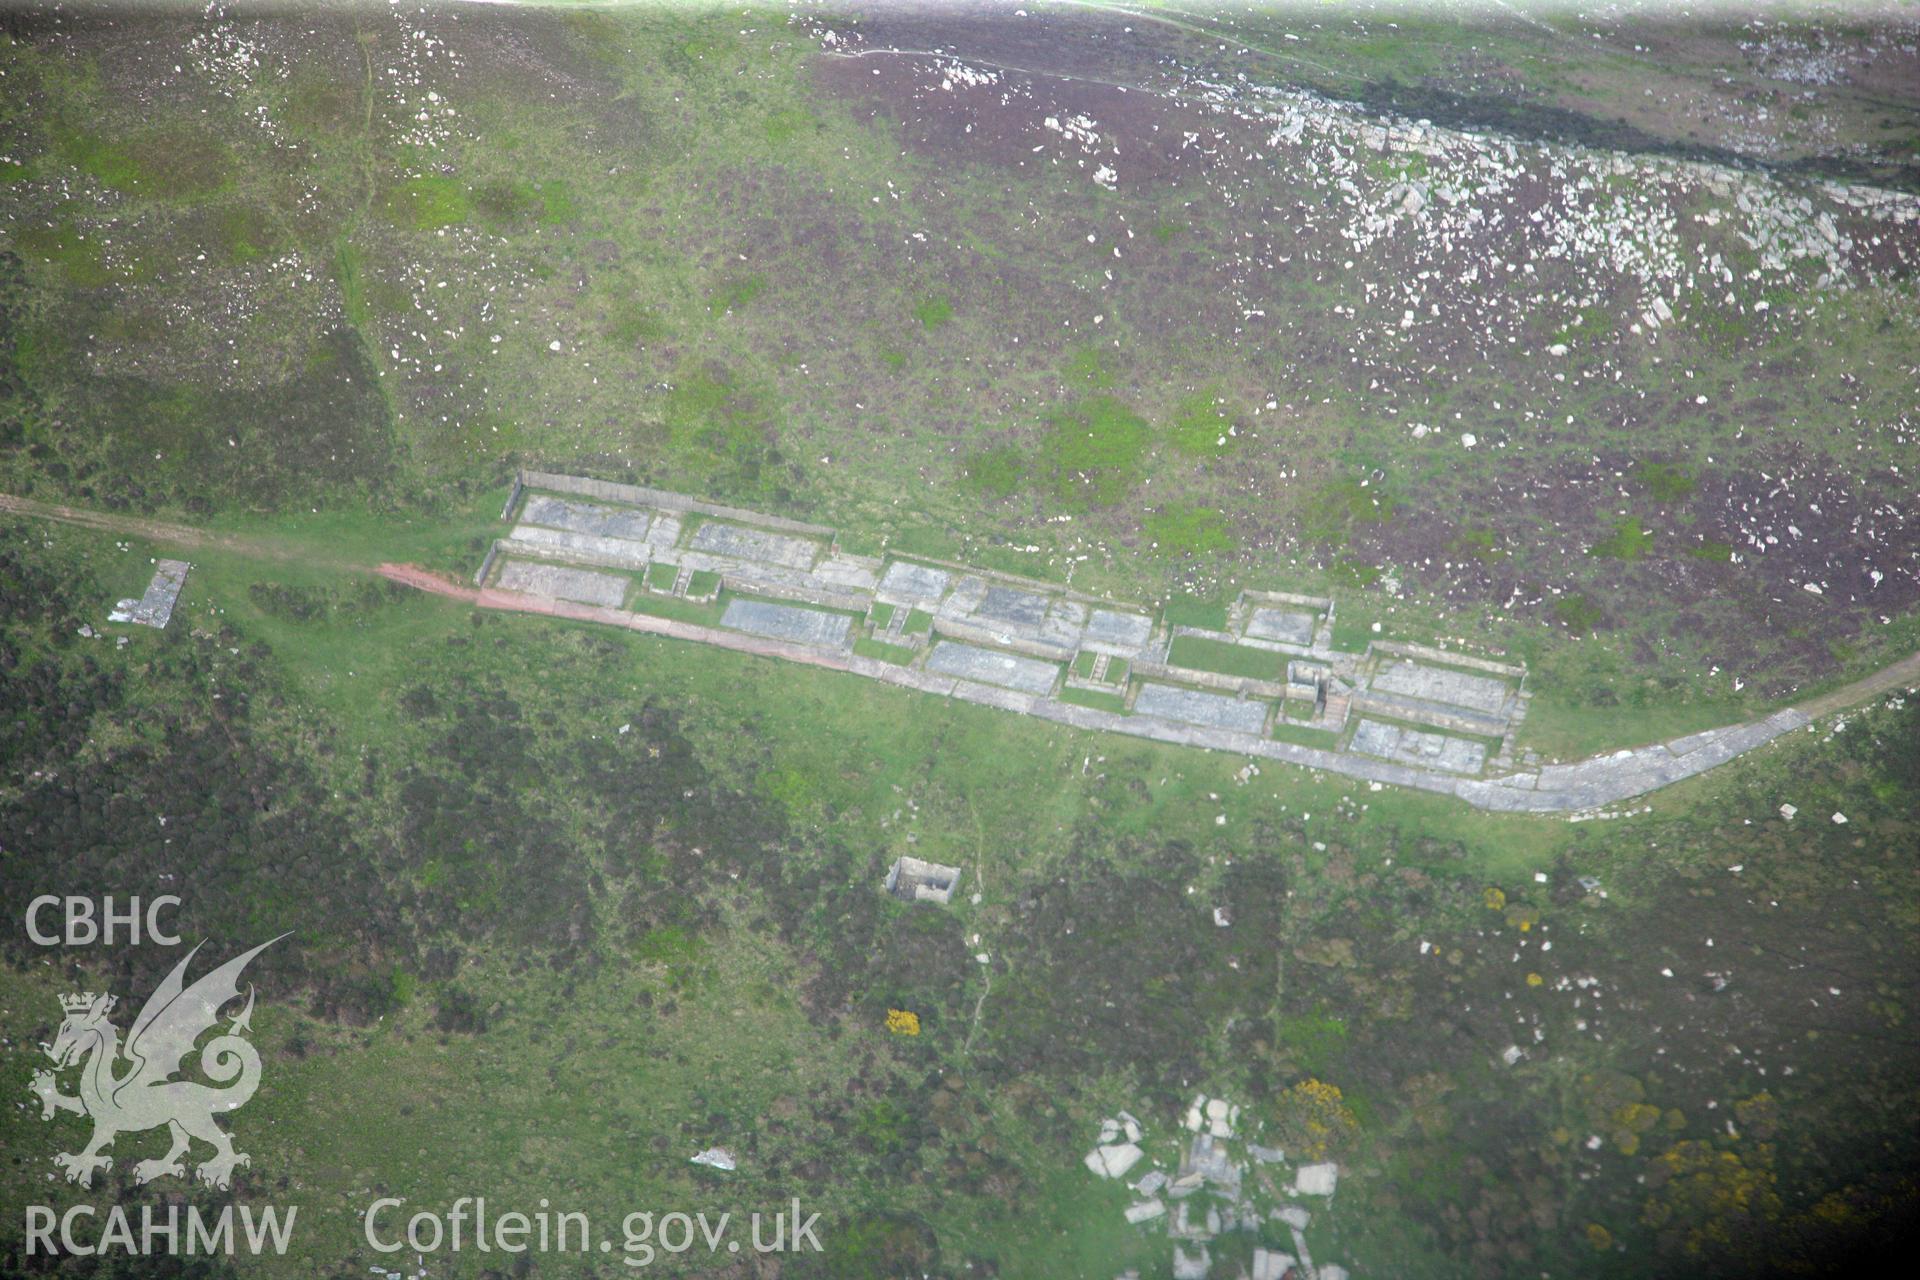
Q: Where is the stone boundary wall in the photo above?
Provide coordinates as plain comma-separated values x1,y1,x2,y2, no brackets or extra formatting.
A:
1368,639,1525,680
473,539,506,587
1240,588,1333,613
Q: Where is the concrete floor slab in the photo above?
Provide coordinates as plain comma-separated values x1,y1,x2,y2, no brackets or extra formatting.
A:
879,560,951,604
1370,660,1513,717
720,598,852,649
1245,607,1316,646
1134,683,1270,733
509,522,652,566
690,521,821,569
1350,719,1486,774
521,495,652,542
495,560,630,607
1085,608,1153,652
926,641,1060,694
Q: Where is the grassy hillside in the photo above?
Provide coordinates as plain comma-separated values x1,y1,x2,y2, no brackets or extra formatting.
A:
3,4,1919,1277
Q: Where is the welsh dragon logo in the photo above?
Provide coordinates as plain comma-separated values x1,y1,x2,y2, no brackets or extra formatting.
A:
31,935,286,1191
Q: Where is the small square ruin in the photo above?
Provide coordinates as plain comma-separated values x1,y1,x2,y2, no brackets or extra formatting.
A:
884,856,962,905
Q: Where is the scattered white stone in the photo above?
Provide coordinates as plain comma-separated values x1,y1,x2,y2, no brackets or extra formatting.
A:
1085,1142,1145,1179
1779,803,1797,820
1831,811,1848,824
1123,1199,1166,1225
1294,1162,1339,1196
689,1147,735,1171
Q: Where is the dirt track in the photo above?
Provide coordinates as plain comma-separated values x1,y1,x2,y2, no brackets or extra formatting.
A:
0,493,314,562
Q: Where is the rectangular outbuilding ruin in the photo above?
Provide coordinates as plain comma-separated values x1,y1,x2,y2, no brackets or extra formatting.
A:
885,856,962,905
109,559,190,629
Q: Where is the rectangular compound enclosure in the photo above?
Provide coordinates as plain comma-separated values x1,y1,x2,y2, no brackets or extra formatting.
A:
1133,683,1270,734
494,560,631,608
926,641,1061,694
720,598,854,649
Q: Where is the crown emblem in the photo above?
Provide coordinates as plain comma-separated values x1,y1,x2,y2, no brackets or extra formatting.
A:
59,992,107,1014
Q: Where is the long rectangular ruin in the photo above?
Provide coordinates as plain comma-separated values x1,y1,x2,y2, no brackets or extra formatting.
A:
448,471,1829,815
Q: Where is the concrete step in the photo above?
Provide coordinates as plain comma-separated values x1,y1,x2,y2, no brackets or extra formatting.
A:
671,563,694,597
1090,652,1111,682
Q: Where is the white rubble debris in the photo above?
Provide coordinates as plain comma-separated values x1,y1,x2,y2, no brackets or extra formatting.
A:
1294,1162,1340,1196
1085,1142,1145,1179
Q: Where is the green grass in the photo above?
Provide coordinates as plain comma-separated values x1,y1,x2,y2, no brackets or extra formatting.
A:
1270,722,1342,750
1300,475,1399,548
964,443,1025,498
1167,633,1284,681
628,590,726,625
1632,460,1696,503
380,175,471,230
471,177,577,227
1552,593,1605,633
686,568,721,598
1166,390,1238,457
1591,515,1653,560
1144,504,1234,556
869,602,896,630
903,608,933,635
913,294,953,329
1164,595,1229,631
1040,395,1151,508
709,272,768,316
1060,686,1128,714
646,560,678,591
13,220,112,287
854,636,918,665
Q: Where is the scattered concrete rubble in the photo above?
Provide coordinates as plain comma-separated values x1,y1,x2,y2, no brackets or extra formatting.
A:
688,1147,735,1171
1086,1098,1353,1279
